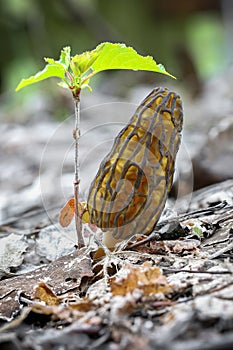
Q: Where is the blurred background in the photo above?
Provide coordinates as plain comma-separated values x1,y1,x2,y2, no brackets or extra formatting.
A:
0,0,233,224
0,0,231,96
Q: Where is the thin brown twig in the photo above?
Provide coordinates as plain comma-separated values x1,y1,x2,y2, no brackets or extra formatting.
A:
73,93,84,248
208,240,233,260
162,268,232,275
157,201,229,228
196,281,233,296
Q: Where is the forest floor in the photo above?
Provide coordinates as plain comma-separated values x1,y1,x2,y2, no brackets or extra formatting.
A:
0,179,233,350
0,80,233,349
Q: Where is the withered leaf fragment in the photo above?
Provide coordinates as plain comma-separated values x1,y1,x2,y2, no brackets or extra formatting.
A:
110,261,172,296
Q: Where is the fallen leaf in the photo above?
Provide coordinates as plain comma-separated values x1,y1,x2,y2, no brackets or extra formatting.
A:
33,282,60,306
36,225,76,261
136,240,200,255
29,296,100,324
0,250,93,321
162,240,200,254
110,261,172,296
59,198,75,227
0,233,28,277
68,297,96,313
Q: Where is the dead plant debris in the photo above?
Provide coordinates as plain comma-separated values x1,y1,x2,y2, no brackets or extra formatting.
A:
0,181,233,349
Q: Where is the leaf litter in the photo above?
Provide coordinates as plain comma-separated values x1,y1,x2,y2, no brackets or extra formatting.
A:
0,181,233,349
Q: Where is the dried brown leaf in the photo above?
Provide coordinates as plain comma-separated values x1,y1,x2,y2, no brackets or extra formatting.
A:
141,240,200,255
59,198,76,227
33,282,60,306
68,298,95,313
110,261,172,296
30,297,97,323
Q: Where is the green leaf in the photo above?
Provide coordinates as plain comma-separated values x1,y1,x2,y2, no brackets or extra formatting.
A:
15,64,66,91
70,44,105,75
193,226,204,238
15,46,71,91
16,43,175,93
59,46,71,69
91,42,175,78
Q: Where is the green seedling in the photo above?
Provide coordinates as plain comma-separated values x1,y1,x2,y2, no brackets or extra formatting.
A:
16,42,175,248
